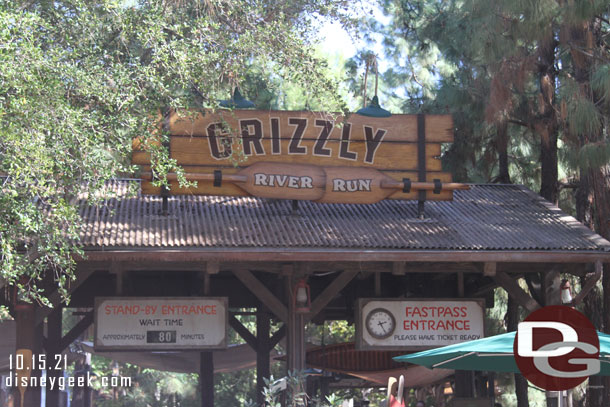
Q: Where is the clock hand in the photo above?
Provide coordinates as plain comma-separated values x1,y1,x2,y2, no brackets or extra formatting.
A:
377,321,387,333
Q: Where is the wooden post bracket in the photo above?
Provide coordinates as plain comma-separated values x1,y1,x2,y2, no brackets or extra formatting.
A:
232,270,288,323
269,325,286,349
229,315,258,350
493,271,541,313
572,261,602,306
35,267,95,326
60,312,94,352
306,270,358,323
42,312,94,354
229,314,286,352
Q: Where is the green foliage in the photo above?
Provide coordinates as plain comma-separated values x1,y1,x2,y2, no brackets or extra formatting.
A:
568,97,603,139
262,371,348,407
591,65,610,106
374,0,610,217
87,355,200,406
0,0,354,304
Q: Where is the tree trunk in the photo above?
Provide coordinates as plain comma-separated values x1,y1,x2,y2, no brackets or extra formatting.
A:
589,168,610,405
495,120,511,183
505,297,529,407
539,126,558,203
567,17,609,405
576,171,603,407
536,34,559,203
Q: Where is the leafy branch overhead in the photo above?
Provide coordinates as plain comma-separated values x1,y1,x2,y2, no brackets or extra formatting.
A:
0,0,353,304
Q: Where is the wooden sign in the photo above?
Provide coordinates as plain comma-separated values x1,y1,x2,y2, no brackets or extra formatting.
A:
356,298,485,350
94,297,228,351
142,162,468,204
133,109,463,202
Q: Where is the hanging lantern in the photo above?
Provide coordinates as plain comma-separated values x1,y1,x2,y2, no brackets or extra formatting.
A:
356,95,391,118
561,279,573,305
219,87,255,109
293,279,311,313
356,55,391,118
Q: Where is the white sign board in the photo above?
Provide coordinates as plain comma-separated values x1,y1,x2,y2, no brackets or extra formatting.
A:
94,297,228,350
356,298,485,350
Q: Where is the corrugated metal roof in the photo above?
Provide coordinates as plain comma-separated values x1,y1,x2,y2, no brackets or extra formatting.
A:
78,181,610,252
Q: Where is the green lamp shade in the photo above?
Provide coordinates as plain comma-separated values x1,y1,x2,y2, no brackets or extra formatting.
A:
356,95,391,117
219,87,255,109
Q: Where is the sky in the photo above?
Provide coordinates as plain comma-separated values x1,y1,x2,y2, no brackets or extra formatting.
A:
315,5,391,71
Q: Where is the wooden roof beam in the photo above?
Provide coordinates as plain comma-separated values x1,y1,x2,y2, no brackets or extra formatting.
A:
81,249,610,264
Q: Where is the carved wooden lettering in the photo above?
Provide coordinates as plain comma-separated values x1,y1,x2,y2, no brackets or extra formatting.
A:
132,109,460,202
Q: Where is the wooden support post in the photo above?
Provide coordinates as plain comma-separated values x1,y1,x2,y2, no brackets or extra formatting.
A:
374,272,381,297
14,303,42,407
200,265,215,407
454,371,474,398
257,308,271,406
286,275,306,373
543,269,562,407
200,352,214,407
110,262,123,296
487,372,496,405
457,271,464,297
320,377,329,401
454,271,473,399
46,308,63,407
506,297,529,407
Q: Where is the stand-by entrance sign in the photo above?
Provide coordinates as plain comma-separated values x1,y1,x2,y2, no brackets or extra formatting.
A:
356,298,485,350
94,297,228,351
133,110,467,203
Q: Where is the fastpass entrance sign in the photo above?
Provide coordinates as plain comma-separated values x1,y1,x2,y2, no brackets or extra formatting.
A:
94,297,228,351
132,110,465,203
356,298,485,350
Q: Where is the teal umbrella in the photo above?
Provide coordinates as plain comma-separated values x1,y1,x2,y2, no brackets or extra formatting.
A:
393,331,610,375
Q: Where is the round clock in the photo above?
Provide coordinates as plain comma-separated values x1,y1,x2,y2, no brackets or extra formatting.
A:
365,308,396,339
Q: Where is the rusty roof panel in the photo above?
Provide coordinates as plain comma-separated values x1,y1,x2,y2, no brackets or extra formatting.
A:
77,181,610,251
305,342,405,372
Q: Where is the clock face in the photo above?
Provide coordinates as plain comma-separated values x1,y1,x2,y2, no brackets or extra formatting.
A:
365,308,396,339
